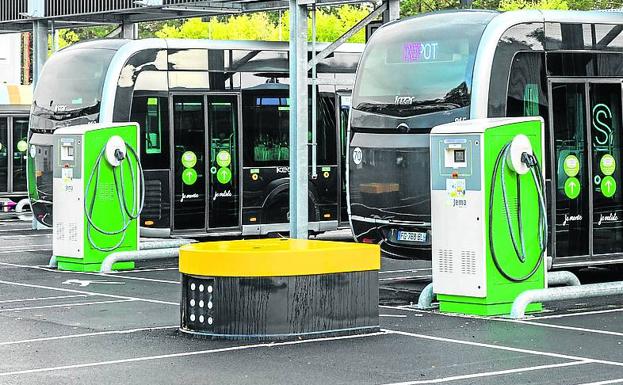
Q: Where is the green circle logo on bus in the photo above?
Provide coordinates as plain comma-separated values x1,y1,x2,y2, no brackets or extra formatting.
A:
216,150,231,167
16,140,27,152
564,177,580,199
600,154,616,176
601,176,617,198
217,167,232,184
181,151,197,168
563,155,580,177
182,168,198,186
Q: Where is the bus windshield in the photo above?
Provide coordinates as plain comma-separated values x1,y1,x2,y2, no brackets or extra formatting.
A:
32,48,116,116
352,11,495,117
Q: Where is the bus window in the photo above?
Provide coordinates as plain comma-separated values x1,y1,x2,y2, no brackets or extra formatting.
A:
352,12,494,117
13,117,28,191
315,95,337,165
594,24,623,51
505,52,549,175
243,91,290,166
242,90,337,166
130,96,170,170
0,118,6,192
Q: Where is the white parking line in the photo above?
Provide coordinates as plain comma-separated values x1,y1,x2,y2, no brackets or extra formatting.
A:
531,308,623,320
380,314,407,318
383,305,623,338
380,268,432,275
501,319,623,338
0,299,136,313
107,267,178,273
575,378,623,385
0,325,178,346
0,294,89,304
0,261,179,285
383,360,591,385
0,330,390,377
379,275,432,281
0,280,178,306
0,248,51,254
384,329,623,367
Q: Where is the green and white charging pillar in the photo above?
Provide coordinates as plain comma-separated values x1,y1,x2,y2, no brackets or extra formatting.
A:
52,123,143,272
430,117,547,316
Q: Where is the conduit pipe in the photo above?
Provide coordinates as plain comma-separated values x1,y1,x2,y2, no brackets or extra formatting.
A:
511,281,623,319
416,270,581,310
99,247,180,273
49,239,195,269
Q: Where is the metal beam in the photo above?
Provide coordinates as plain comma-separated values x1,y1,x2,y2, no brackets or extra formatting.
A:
307,2,386,70
289,0,309,239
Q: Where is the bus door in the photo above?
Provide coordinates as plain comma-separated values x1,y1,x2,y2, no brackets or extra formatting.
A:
337,92,352,226
206,94,240,230
549,80,623,262
171,93,240,232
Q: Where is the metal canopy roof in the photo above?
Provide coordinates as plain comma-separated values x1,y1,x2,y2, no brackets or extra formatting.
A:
0,0,367,32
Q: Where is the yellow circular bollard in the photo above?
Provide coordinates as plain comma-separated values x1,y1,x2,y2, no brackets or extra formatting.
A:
179,239,380,340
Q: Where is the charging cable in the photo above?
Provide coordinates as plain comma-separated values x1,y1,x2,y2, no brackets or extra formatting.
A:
84,137,145,252
488,138,548,282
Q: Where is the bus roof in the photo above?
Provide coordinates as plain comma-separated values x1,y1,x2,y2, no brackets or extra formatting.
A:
62,38,364,54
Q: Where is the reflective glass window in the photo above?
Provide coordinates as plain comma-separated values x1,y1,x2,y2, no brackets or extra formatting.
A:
130,96,170,170
12,117,29,191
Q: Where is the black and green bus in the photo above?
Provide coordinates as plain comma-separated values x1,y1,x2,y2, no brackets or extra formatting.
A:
28,38,361,237
348,10,623,268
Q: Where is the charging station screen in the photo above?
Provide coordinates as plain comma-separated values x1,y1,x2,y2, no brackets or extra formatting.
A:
454,149,465,163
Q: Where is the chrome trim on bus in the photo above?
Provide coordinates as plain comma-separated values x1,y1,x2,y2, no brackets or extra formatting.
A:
350,214,429,227
242,221,338,236
140,226,171,238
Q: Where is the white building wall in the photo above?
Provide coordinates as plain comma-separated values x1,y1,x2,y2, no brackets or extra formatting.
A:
0,34,22,84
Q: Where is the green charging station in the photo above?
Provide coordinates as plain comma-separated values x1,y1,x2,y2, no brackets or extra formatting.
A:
430,117,547,316
52,123,142,272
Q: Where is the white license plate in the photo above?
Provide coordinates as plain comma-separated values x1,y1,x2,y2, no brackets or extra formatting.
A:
397,231,426,242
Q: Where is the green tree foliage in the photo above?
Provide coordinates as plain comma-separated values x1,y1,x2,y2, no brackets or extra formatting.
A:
498,0,569,10
155,5,370,43
400,0,462,16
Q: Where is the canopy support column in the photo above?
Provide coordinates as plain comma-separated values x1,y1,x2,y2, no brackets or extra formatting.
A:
289,0,309,239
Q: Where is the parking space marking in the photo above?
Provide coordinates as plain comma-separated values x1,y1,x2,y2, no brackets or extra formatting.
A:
380,268,432,275
384,305,623,338
0,248,51,254
107,267,178,273
0,294,89,304
380,275,432,281
531,308,623,320
384,329,623,367
0,262,179,285
0,299,136,313
0,325,178,346
382,360,591,385
0,280,179,306
500,319,623,337
380,314,407,318
575,378,623,385
0,330,390,377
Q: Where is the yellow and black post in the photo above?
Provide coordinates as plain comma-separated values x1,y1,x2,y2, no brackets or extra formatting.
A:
179,239,380,340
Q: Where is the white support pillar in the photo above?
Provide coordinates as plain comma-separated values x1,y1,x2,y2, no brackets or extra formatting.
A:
121,21,138,40
288,0,309,239
32,20,47,87
382,0,400,23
